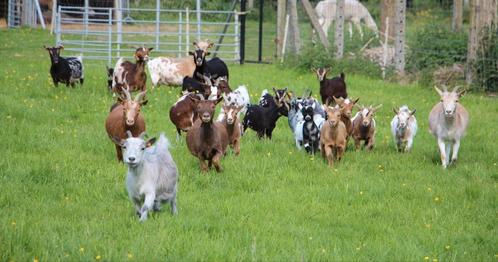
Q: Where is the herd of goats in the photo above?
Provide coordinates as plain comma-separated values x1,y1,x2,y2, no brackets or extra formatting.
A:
44,41,469,221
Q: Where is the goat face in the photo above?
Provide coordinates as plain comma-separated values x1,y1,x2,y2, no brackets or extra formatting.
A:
272,87,290,116
338,97,359,118
393,106,416,129
434,86,464,117
190,49,209,66
302,105,314,122
194,98,222,123
223,105,242,125
326,106,342,127
314,68,329,81
134,47,153,62
44,45,63,64
357,105,381,127
120,90,147,127
118,132,156,167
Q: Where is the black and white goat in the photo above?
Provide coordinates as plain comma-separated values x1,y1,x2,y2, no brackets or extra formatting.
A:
243,89,288,139
190,46,229,82
44,45,84,87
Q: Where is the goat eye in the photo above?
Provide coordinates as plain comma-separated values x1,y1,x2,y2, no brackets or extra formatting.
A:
123,146,127,150
141,147,145,151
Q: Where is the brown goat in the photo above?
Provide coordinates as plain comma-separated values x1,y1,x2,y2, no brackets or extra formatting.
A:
320,106,348,166
313,68,348,104
186,97,228,172
218,104,243,155
112,47,153,95
169,93,204,139
351,105,381,150
333,96,360,140
105,88,147,161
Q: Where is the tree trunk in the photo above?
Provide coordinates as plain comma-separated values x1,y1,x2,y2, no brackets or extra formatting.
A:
301,0,329,50
394,0,406,75
466,0,498,84
381,0,396,44
287,0,301,54
335,0,345,59
452,0,463,32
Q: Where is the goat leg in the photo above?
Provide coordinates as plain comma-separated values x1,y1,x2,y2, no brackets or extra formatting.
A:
366,136,375,150
234,139,240,156
324,146,334,167
139,192,156,222
199,158,209,172
212,152,223,173
451,140,460,164
354,138,361,150
437,138,447,169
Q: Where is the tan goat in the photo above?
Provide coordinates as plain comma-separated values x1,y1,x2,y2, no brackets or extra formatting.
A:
218,104,243,155
320,106,348,166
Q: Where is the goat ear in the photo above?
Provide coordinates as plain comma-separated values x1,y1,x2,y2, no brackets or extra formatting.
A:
373,104,383,112
333,96,340,104
325,97,331,107
43,45,49,50
353,97,360,104
410,109,416,115
112,136,124,146
272,87,277,94
434,86,443,96
208,42,214,48
206,52,211,56
126,130,133,138
188,94,200,103
458,89,466,97
147,47,153,52
140,99,148,106
188,51,195,56
146,137,157,147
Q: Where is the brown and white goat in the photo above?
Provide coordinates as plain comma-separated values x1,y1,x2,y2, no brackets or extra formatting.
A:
105,88,147,161
429,85,469,169
169,93,204,140
186,97,229,172
351,104,381,150
218,104,243,155
112,47,153,95
320,106,348,166
333,96,359,140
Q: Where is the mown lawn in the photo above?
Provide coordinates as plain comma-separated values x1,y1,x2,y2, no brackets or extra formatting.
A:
1,28,497,261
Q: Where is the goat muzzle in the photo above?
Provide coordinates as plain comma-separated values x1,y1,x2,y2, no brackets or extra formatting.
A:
126,119,135,126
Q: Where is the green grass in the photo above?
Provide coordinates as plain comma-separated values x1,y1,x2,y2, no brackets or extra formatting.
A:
1,28,497,261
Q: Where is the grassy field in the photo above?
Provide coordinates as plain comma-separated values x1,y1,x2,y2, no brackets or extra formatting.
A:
1,28,497,261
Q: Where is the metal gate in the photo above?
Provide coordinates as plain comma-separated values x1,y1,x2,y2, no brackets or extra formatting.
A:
54,5,240,64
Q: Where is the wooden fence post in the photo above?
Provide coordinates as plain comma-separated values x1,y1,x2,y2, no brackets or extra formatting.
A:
287,0,301,54
394,0,406,75
452,0,463,32
276,0,286,57
335,0,345,59
301,0,329,51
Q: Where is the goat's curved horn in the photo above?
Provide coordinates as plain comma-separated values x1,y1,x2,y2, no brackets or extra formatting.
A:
434,86,443,96
442,84,448,92
193,41,199,48
121,86,132,101
138,132,147,139
126,130,133,138
452,85,461,93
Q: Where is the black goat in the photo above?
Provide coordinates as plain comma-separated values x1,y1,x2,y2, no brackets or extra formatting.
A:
44,45,84,87
243,90,288,139
106,66,114,91
302,105,320,154
189,48,229,81
182,76,207,95
258,88,290,117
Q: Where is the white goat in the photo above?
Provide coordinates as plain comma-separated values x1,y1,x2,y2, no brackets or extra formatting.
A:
315,0,379,40
428,86,469,169
115,131,178,222
391,105,417,152
147,57,195,88
217,85,250,122
294,103,326,150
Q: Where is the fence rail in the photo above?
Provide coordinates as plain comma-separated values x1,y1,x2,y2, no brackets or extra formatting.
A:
55,6,240,64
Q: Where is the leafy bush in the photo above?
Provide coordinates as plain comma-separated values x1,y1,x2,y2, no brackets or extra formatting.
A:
407,23,468,72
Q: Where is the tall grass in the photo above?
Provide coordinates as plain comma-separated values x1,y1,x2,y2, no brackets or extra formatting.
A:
0,28,497,261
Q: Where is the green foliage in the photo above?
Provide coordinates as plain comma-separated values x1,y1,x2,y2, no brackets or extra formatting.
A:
281,45,383,80
1,28,497,262
407,23,468,72
474,24,498,92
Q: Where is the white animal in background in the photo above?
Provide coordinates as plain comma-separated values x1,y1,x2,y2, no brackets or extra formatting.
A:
314,0,379,40
114,131,178,222
429,86,469,169
147,56,195,88
391,105,417,152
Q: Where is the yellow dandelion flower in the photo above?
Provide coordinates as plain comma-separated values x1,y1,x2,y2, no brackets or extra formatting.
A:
321,248,326,253
127,253,133,259
34,257,39,262
427,187,432,191
359,191,363,195
267,152,271,156
434,197,440,202
334,169,338,172
402,183,406,186
445,245,450,250
96,255,101,260
432,259,438,262
378,165,382,168
51,109,55,112
425,224,431,228
494,163,497,166
11,221,16,226
356,247,360,250
79,247,84,252
309,236,312,240
288,151,292,155
424,256,429,260
65,197,69,201
6,115,12,119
